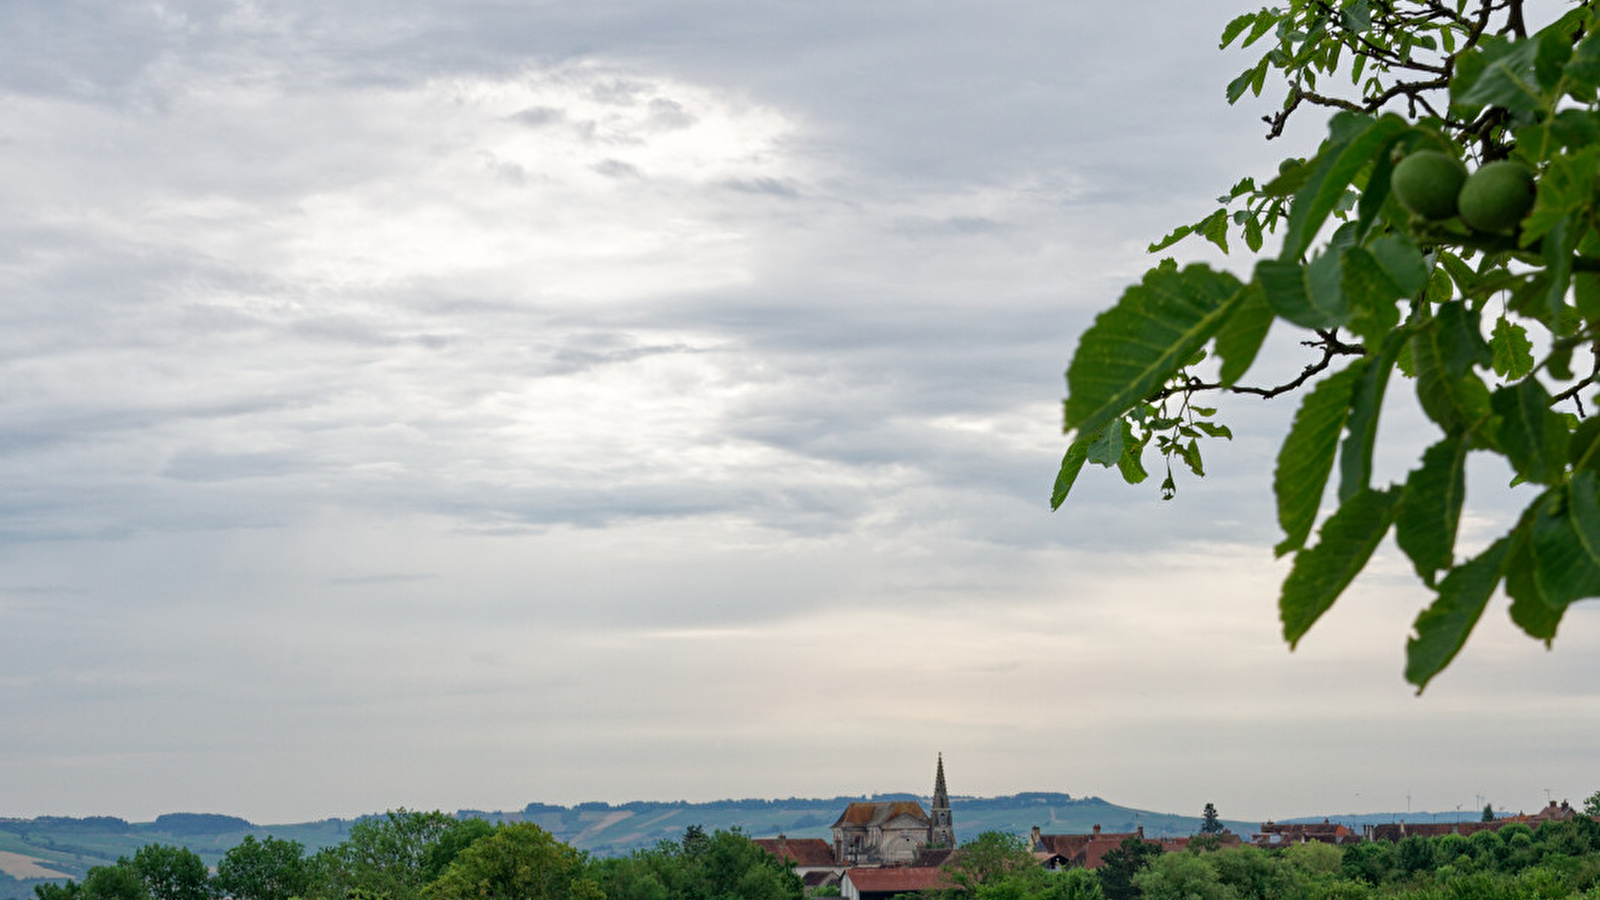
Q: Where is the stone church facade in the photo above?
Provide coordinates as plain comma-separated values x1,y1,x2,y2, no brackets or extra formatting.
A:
830,755,955,865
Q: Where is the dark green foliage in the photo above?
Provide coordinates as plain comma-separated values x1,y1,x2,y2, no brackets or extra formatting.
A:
422,824,600,900
1341,840,1397,886
1200,804,1224,835
78,868,147,900
994,868,1107,900
1206,846,1301,900
946,832,1037,891
214,836,309,900
1131,853,1235,900
34,883,82,900
590,827,802,900
1099,837,1163,900
1054,0,1600,689
1398,836,1438,876
309,809,462,900
149,816,252,837
1467,828,1507,866
121,846,211,900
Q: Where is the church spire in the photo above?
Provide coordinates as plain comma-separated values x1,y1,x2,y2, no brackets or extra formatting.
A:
929,753,954,848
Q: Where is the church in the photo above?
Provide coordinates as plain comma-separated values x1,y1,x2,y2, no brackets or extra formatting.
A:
829,755,955,865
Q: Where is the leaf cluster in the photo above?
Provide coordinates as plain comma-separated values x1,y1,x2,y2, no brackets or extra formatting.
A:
1055,0,1600,689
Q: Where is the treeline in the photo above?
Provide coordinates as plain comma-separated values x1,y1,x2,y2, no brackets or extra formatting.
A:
941,817,1600,900
17,811,801,900
517,792,1080,816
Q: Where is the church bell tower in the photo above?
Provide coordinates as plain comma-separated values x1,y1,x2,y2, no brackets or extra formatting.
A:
929,753,954,848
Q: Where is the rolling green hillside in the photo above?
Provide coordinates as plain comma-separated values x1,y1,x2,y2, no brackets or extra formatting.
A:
0,792,1256,895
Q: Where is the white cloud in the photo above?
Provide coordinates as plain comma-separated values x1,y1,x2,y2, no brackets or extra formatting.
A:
1,0,1595,829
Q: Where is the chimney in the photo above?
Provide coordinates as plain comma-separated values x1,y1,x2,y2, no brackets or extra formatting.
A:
1137,826,1144,838
1092,825,1101,836
1031,826,1041,848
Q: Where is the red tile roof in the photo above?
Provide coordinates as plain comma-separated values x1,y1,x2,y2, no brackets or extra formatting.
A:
844,866,954,893
752,837,837,868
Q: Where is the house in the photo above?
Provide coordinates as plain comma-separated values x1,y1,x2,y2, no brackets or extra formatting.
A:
1366,820,1503,841
841,866,955,900
751,835,845,886
1530,800,1579,823
1365,802,1578,843
1027,825,1195,870
1253,819,1358,846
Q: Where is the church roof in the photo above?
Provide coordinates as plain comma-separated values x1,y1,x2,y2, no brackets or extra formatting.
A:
832,800,929,828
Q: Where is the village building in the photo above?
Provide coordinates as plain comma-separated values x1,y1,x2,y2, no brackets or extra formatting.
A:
829,755,955,866
840,866,953,900
1027,824,1232,869
1366,800,1582,842
1254,819,1359,846
750,835,845,889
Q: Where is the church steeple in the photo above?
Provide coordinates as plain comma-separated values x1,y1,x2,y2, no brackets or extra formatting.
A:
929,753,954,848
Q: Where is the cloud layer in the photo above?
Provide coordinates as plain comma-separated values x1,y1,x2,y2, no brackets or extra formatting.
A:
1,0,1596,825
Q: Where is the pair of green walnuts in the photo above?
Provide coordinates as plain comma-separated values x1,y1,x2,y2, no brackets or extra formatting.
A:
1389,150,1537,233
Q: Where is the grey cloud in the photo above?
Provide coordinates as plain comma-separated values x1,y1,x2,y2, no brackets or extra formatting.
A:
510,105,565,127
327,573,440,586
161,451,305,483
718,177,801,198
591,158,641,178
646,97,695,129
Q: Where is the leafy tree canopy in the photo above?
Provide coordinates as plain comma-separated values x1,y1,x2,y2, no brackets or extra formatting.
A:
946,831,1039,891
422,823,601,900
1054,0,1600,689
1099,836,1165,900
309,809,472,900
214,835,310,900
120,845,211,900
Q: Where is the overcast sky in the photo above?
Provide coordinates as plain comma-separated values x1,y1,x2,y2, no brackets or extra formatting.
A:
2,0,1596,828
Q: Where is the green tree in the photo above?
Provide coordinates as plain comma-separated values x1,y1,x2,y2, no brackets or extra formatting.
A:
1132,853,1237,900
973,868,1106,900
310,809,463,900
1485,804,1498,822
946,831,1037,891
1099,837,1163,900
1584,790,1600,818
122,845,211,900
1468,828,1508,869
422,823,600,900
34,883,82,900
1200,804,1224,835
1397,835,1434,877
593,826,802,900
215,835,310,900
1052,0,1600,689
1204,846,1302,900
1282,841,1343,877
1040,869,1108,900
79,867,148,900
1340,839,1397,886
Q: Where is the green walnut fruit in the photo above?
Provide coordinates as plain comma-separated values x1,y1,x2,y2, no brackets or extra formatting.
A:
1457,161,1536,234
1390,150,1468,220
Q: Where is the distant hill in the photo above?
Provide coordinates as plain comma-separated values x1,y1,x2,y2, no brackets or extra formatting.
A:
0,794,1433,898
